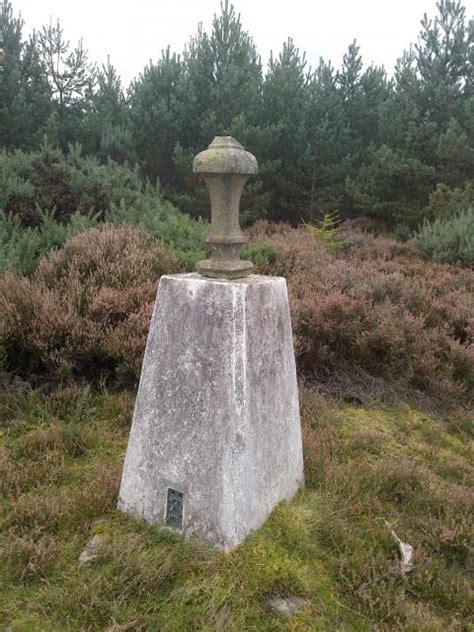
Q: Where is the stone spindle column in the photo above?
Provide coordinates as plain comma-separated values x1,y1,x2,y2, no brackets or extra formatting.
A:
194,136,256,279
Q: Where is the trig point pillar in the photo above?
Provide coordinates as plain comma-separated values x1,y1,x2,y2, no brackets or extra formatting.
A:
118,136,304,550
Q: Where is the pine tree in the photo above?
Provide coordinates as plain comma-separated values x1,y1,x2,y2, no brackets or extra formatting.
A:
95,58,126,125
0,1,51,149
359,64,389,146
128,47,184,184
379,49,420,151
182,1,262,147
414,1,473,185
37,19,95,150
83,56,134,163
338,40,363,104
306,59,351,214
416,0,472,126
336,41,388,162
260,38,310,217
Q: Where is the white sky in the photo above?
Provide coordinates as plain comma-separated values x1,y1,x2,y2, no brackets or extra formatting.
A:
9,0,474,87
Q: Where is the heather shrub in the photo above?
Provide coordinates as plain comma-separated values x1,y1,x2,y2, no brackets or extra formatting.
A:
0,225,179,383
416,208,474,265
1,220,472,400
251,225,474,401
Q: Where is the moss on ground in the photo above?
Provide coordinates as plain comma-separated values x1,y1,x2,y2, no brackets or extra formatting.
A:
0,385,472,631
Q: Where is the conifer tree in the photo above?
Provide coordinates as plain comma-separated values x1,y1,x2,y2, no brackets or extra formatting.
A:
379,49,421,152
359,64,389,146
306,59,351,213
346,47,436,226
415,1,473,184
260,38,310,217
0,0,23,148
128,47,184,185
182,1,262,146
336,41,388,162
37,19,95,150
416,0,472,126
95,57,126,126
84,56,134,163
0,1,51,148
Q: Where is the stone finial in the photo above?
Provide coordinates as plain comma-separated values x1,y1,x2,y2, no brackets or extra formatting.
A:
193,136,258,279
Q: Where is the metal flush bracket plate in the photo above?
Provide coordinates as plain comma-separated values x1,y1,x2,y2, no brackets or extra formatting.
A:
166,488,184,529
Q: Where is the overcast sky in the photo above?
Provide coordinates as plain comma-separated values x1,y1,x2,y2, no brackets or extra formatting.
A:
8,0,474,86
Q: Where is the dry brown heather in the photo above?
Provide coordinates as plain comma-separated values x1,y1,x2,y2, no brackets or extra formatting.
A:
0,384,472,630
247,221,474,404
1,221,472,406
0,224,181,383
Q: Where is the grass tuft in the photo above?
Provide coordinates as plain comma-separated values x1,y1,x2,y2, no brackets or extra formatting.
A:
0,385,472,630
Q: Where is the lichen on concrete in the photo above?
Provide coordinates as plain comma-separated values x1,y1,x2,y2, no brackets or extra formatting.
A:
193,136,257,279
118,273,304,550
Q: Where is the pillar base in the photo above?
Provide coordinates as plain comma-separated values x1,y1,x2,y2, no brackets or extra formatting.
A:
118,273,304,551
195,258,254,279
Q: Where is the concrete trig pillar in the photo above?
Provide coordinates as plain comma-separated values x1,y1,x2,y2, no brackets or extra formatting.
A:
118,137,304,550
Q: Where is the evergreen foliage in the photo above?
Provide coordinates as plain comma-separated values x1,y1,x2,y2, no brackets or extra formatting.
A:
107,197,208,268
424,181,474,218
0,0,473,227
0,208,97,274
0,145,207,273
305,211,342,251
346,145,436,224
0,143,143,225
85,57,134,163
0,1,52,149
128,47,185,187
259,38,310,218
417,206,474,264
36,20,95,151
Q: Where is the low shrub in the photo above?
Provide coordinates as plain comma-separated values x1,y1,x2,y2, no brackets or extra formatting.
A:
107,196,208,268
424,182,474,219
1,220,472,401
0,225,179,384
0,209,98,275
0,190,207,276
249,222,474,402
304,210,342,251
416,207,474,265
0,144,143,226
240,241,279,267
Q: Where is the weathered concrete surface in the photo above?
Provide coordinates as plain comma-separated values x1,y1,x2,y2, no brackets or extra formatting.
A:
118,273,304,550
194,137,257,279
193,136,258,175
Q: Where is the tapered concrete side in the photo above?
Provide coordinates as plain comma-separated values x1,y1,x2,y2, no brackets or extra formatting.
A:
118,273,304,551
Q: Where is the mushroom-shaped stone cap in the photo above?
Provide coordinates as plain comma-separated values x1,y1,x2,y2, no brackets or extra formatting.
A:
193,136,258,175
